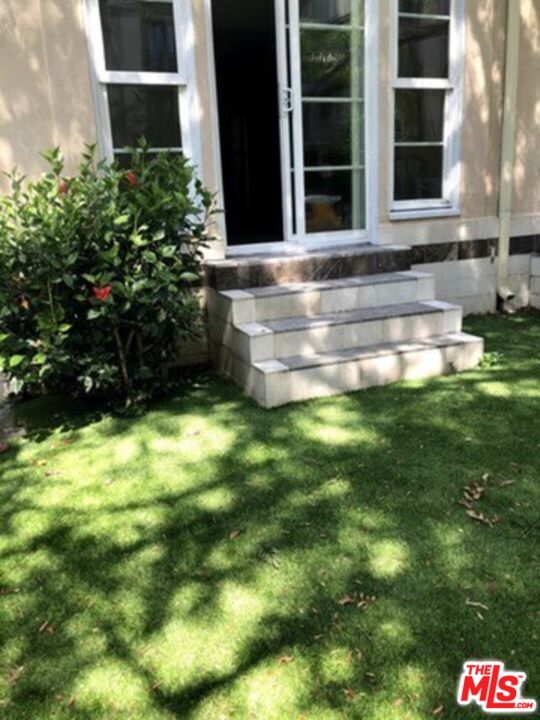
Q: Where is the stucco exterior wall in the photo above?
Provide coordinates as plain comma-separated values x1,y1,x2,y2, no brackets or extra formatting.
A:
0,0,97,192
0,0,538,242
514,0,540,216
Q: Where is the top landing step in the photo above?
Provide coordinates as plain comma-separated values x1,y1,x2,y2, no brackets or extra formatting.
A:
204,243,412,290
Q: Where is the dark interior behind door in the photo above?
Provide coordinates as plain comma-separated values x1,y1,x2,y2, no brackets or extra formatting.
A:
211,0,284,245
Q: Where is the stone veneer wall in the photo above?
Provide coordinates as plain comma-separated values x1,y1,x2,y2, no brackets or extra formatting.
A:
411,235,540,315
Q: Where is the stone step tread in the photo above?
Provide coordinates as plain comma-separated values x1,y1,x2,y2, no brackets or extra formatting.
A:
205,243,409,269
254,332,481,374
221,270,430,300
239,301,459,336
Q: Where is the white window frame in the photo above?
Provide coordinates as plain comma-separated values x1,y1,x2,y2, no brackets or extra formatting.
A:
82,0,202,171
389,0,465,221
276,0,379,247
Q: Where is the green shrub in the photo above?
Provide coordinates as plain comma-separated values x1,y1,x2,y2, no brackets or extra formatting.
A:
0,143,214,405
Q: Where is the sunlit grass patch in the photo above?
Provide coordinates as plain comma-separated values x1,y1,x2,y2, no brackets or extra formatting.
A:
0,312,539,719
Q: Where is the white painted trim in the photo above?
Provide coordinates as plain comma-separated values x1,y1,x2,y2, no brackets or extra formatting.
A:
276,0,294,241
282,0,379,246
202,0,227,244
82,0,202,171
389,0,465,218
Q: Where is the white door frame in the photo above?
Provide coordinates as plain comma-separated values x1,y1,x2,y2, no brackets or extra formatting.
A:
204,0,379,252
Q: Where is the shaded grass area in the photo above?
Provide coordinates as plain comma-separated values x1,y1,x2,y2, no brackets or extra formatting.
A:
0,312,539,719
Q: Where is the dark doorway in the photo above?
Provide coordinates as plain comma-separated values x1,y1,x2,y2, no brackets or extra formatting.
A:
211,0,284,245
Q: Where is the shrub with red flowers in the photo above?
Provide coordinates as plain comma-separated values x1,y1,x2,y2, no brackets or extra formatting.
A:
0,142,214,404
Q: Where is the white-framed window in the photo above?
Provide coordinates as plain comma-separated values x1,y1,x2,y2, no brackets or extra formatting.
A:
83,0,201,169
389,0,464,220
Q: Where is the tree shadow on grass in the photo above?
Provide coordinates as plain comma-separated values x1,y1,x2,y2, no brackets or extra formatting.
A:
0,314,538,719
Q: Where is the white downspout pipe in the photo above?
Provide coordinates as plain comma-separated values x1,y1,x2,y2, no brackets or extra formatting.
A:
497,0,521,305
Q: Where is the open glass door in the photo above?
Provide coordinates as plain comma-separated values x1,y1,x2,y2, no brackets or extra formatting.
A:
277,0,368,245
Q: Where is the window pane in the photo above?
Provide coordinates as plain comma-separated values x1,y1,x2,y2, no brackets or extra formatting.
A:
303,102,364,166
398,17,449,78
399,0,450,14
108,85,181,148
300,0,363,26
114,150,182,168
395,89,445,142
305,169,365,232
301,29,360,97
100,0,177,72
394,146,443,200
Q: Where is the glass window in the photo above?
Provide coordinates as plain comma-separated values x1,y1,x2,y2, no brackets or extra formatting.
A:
108,85,182,148
399,0,450,14
301,29,354,97
99,0,177,73
395,146,443,200
303,102,364,166
398,17,449,78
300,0,362,26
395,89,445,142
305,169,364,232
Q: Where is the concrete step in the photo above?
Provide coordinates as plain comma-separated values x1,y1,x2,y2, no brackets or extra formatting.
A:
207,270,435,324
210,300,463,364
204,243,411,290
214,332,484,408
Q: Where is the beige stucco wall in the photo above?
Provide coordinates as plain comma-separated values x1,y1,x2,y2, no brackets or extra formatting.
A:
514,0,540,215
0,0,97,191
0,0,538,241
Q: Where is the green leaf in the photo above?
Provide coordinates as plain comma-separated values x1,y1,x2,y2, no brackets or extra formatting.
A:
59,323,72,333
83,376,94,393
88,309,102,320
143,251,157,263
0,333,9,344
114,214,130,226
32,353,47,365
180,272,199,283
9,354,25,368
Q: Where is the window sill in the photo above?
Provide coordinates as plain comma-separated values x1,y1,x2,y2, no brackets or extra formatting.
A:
389,206,461,222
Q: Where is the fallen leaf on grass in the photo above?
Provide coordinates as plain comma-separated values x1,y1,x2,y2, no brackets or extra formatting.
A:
6,666,24,686
38,619,55,634
433,706,444,716
466,599,489,611
338,595,355,606
228,530,240,541
344,688,356,701
500,480,515,487
466,509,499,528
278,655,294,665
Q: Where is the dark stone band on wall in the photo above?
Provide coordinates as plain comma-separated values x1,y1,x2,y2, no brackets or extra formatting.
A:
411,235,539,265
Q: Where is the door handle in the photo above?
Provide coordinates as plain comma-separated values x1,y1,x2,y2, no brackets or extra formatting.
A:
281,86,293,114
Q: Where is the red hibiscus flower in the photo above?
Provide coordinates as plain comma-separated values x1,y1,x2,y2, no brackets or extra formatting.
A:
125,172,139,187
58,180,69,195
92,285,112,302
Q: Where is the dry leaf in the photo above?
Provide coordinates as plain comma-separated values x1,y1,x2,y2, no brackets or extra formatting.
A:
338,595,355,606
279,655,294,665
228,530,240,541
433,706,444,716
500,480,515,487
466,599,489,611
344,688,356,701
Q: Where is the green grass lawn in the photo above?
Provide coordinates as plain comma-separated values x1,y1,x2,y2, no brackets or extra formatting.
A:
0,312,539,720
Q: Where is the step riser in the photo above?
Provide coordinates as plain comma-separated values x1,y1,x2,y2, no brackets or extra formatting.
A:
213,336,484,408
205,247,411,290
210,307,462,364
207,275,435,324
